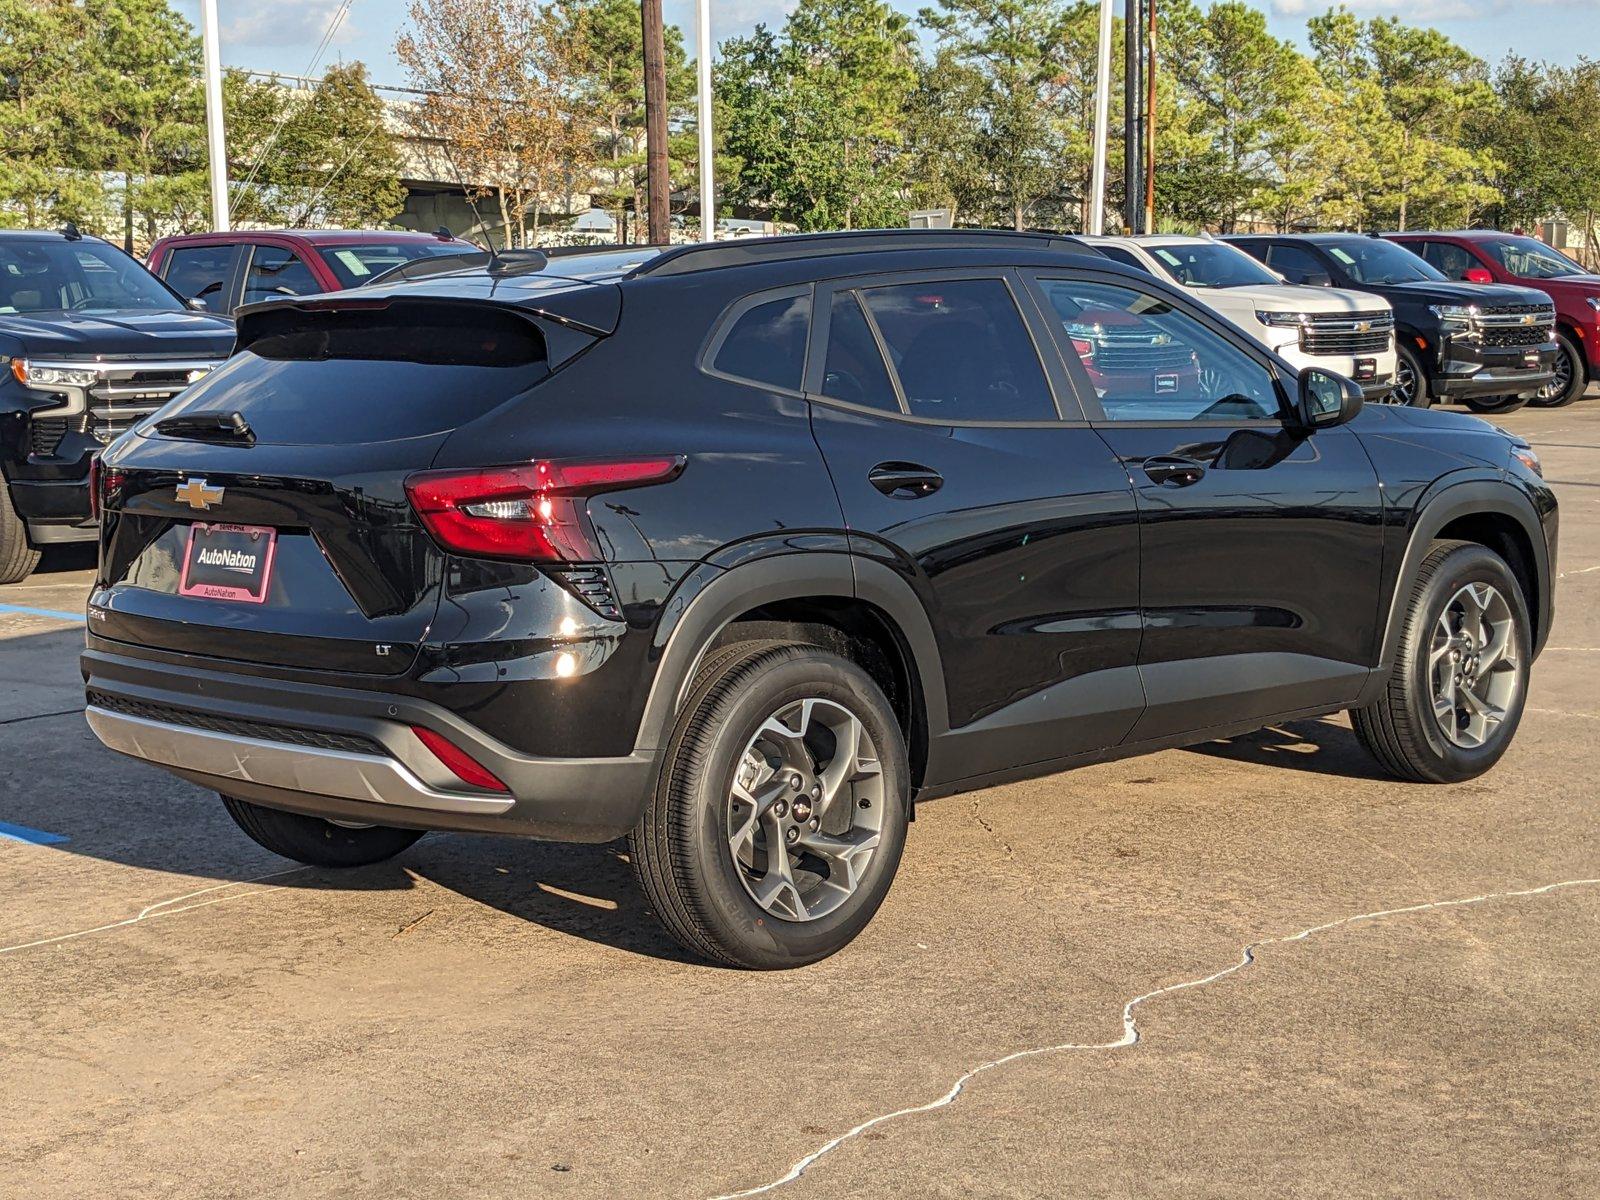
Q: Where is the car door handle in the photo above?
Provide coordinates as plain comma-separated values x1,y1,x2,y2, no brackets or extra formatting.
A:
1141,456,1207,488
868,462,944,499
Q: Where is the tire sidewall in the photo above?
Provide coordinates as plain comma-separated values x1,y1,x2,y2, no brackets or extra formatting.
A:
1400,546,1531,781
1393,342,1431,408
1530,332,1585,408
678,652,909,968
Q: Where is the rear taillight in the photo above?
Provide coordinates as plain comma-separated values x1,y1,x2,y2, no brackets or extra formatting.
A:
411,726,509,793
88,458,123,521
404,457,685,563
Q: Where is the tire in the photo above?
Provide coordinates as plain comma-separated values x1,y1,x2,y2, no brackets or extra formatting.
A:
1382,342,1432,408
1529,331,1586,408
629,640,910,969
1462,394,1529,415
0,482,41,585
1350,540,1531,784
221,795,425,867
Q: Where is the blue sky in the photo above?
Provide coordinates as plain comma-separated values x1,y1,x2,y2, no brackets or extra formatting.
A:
173,0,1592,89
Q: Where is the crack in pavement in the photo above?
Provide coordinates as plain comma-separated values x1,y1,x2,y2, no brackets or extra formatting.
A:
0,868,310,958
705,875,1600,1200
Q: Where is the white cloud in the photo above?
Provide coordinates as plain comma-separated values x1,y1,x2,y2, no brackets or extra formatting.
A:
224,0,357,52
1271,0,1582,17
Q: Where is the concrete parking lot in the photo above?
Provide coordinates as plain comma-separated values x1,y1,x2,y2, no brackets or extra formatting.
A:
3,399,1598,1200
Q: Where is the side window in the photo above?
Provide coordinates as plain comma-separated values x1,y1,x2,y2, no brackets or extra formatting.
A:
710,292,809,391
162,245,233,303
1420,241,1474,280
1264,243,1327,284
820,291,900,412
241,246,320,306
858,278,1056,421
1096,245,1153,275
1034,278,1282,423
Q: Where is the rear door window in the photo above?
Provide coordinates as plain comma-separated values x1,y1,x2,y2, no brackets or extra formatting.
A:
1418,241,1476,280
709,291,809,391
820,291,900,412
857,278,1056,421
242,246,322,305
162,244,235,305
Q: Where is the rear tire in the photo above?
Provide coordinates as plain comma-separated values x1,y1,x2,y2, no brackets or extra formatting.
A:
0,483,41,585
1529,332,1586,408
1462,394,1529,415
629,641,910,969
1350,541,1530,783
221,795,425,867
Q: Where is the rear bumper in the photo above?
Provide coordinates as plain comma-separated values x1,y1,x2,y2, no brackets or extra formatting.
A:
81,648,660,842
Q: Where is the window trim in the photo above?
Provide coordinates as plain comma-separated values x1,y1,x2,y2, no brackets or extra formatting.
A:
697,283,813,397
1022,266,1294,430
239,242,324,310
161,242,246,310
803,267,1080,427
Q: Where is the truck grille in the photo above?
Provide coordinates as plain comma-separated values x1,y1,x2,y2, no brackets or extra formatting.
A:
1090,329,1197,371
1299,311,1394,356
1476,302,1555,348
86,362,223,443
29,417,68,458
1481,325,1552,348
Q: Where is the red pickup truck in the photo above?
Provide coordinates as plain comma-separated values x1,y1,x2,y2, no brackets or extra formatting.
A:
147,229,478,316
1385,230,1599,408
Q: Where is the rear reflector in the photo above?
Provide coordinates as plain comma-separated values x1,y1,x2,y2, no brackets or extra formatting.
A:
405,456,685,563
411,726,510,793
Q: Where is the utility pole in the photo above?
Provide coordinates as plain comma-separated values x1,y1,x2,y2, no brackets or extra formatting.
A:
641,0,670,244
1122,0,1142,234
199,0,230,231
1088,0,1114,235
695,0,715,241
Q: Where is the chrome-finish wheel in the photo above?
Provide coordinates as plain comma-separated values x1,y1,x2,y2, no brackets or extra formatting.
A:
1534,343,1574,404
1381,356,1418,406
1428,582,1520,749
727,698,884,922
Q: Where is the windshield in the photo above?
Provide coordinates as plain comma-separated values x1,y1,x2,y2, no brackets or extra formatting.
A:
0,239,182,314
1322,238,1444,285
1480,236,1589,279
1148,242,1280,289
318,241,475,288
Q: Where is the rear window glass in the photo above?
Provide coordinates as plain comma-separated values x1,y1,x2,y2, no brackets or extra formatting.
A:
711,293,809,391
154,302,548,445
320,242,472,288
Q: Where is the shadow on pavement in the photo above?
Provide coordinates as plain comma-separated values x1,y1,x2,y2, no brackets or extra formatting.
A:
1183,716,1396,781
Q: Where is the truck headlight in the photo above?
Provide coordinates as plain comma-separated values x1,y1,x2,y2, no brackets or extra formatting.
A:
10,359,99,388
1255,311,1309,328
1428,304,1478,332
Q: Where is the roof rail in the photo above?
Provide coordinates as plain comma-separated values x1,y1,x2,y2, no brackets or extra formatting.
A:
633,228,1095,277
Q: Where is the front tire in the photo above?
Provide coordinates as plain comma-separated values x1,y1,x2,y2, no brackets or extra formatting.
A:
1462,394,1529,415
1383,342,1432,408
1351,541,1530,783
630,641,910,969
0,483,41,585
1529,332,1586,408
221,795,425,867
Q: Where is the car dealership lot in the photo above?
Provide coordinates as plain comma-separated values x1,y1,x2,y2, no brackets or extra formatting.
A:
3,401,1599,1199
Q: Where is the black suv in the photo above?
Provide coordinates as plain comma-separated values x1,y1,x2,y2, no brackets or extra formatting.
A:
82,231,1557,968
1224,233,1557,413
0,228,234,581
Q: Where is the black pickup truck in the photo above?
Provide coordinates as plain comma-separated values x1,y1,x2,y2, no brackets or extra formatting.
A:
0,228,234,582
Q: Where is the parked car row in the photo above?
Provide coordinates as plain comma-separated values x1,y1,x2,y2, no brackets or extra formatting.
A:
0,222,1589,586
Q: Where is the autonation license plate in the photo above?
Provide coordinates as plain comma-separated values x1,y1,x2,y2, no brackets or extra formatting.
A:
178,523,277,604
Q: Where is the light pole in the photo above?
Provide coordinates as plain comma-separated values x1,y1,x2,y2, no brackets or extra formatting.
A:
1088,0,1114,235
696,0,715,241
199,0,230,231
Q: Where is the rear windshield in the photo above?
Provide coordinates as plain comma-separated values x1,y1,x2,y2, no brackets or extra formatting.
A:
151,302,548,445
318,242,474,288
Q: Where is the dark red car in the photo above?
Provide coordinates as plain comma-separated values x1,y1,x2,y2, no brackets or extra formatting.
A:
1385,230,1599,407
147,229,478,316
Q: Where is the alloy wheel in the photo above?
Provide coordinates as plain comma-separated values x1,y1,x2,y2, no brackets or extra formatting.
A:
1428,582,1520,749
1535,344,1574,403
727,698,885,922
1380,357,1418,406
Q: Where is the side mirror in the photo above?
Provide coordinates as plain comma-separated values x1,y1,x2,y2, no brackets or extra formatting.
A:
1464,267,1493,284
185,296,209,311
1297,367,1363,431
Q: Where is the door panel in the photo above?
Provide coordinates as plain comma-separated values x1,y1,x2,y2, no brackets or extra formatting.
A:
806,271,1143,785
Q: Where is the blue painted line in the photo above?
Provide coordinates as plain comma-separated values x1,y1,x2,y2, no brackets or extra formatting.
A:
0,602,85,623
0,820,70,846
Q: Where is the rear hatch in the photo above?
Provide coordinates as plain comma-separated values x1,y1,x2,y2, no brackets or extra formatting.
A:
90,291,607,675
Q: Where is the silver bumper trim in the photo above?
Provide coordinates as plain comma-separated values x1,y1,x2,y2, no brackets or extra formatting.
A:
85,705,515,816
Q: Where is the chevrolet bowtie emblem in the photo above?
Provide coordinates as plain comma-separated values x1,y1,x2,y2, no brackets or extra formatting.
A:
1356,320,1371,332
175,477,225,511
1521,314,1536,325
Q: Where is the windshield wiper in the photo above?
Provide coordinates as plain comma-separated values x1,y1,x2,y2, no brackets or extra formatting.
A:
154,411,256,446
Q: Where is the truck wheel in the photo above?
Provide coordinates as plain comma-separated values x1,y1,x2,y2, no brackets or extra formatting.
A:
0,483,42,585
630,641,910,969
1350,540,1530,784
1383,343,1431,408
221,795,424,867
1529,332,1586,408
1462,394,1529,415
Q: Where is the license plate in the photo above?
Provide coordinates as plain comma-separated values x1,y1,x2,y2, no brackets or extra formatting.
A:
178,523,277,604
1523,349,1540,368
1353,357,1377,381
